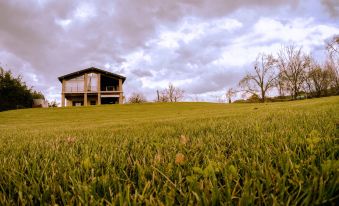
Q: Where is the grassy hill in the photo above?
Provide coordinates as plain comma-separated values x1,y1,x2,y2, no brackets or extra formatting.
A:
0,97,338,205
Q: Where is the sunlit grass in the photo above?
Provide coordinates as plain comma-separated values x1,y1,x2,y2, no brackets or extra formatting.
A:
0,97,338,205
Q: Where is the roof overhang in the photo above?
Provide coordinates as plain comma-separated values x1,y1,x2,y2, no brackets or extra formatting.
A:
58,67,126,83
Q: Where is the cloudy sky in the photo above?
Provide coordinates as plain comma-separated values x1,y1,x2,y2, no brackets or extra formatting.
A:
0,0,338,102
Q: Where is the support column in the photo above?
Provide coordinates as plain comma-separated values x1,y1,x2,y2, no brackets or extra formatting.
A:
61,80,66,107
118,79,123,104
61,93,65,107
84,74,88,106
97,73,101,105
84,93,87,106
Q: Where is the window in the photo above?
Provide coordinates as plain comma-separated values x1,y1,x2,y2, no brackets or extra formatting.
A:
87,73,98,92
65,75,84,92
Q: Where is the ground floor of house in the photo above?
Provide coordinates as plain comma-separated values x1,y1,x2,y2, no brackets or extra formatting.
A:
62,93,123,106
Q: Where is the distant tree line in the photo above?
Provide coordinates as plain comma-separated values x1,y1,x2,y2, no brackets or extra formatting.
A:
0,67,45,111
128,83,185,104
232,35,339,103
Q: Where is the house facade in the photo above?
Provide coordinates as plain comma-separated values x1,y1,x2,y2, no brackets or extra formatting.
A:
58,67,126,107
32,99,48,108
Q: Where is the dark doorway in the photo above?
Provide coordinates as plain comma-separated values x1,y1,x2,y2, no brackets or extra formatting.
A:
101,97,119,104
90,100,96,105
72,101,83,106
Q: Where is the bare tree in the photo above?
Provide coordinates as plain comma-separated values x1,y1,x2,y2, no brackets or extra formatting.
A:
326,35,339,94
172,86,184,102
210,94,224,103
239,53,277,102
225,88,236,103
326,35,339,57
165,83,180,102
191,94,203,102
276,72,289,97
165,83,176,102
128,92,147,104
325,59,339,94
157,83,184,102
305,59,331,97
166,84,176,102
277,45,309,100
160,90,169,102
156,90,160,102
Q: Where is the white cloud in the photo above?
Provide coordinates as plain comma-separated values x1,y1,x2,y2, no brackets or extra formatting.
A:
154,17,243,49
0,0,338,103
211,17,339,70
73,2,97,20
55,19,72,28
249,17,339,50
27,73,38,83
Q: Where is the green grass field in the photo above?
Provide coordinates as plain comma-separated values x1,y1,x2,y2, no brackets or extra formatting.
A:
0,97,338,205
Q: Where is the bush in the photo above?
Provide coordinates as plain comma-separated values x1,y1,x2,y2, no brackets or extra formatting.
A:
0,67,45,111
128,92,147,104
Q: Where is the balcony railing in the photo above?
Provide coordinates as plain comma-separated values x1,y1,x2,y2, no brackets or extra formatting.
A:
65,86,98,93
65,86,84,93
102,86,119,91
64,86,120,93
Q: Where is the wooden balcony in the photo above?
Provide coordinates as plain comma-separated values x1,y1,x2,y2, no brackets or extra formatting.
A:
64,86,122,94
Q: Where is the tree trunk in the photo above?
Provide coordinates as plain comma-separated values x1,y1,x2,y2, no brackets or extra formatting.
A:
261,91,265,102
